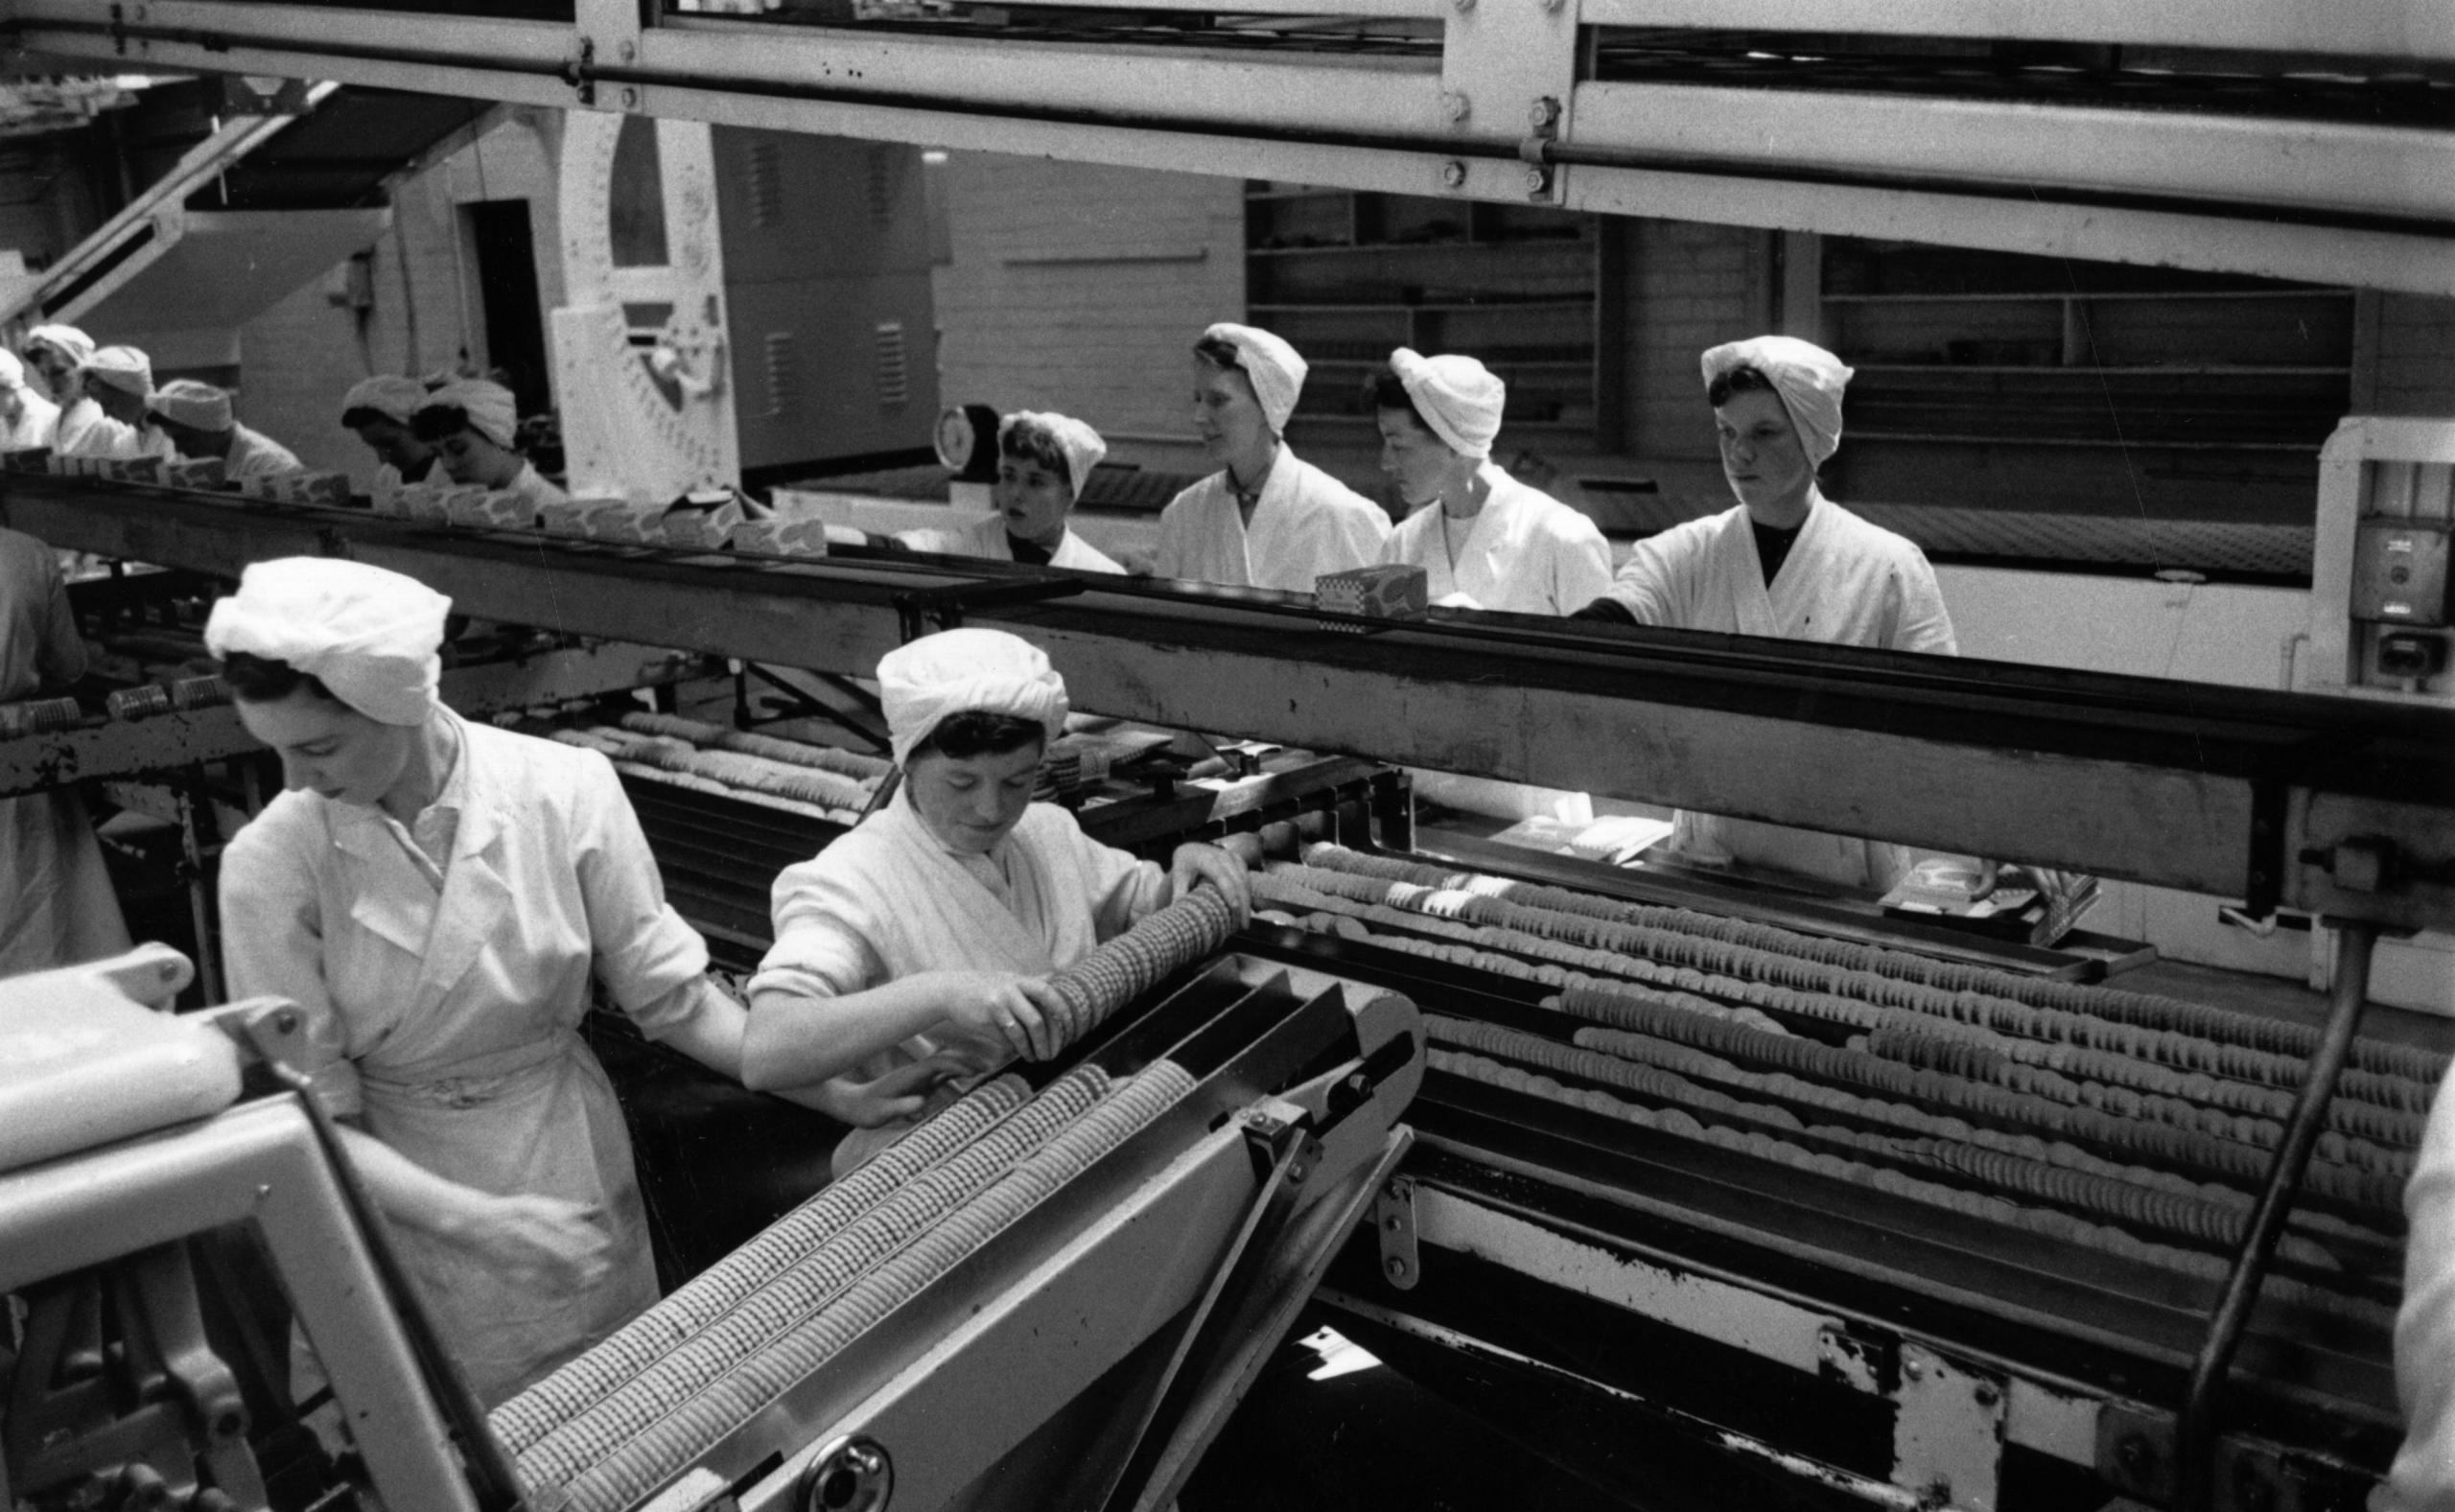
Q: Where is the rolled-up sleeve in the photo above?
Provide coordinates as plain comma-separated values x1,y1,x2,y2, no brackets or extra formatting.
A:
747,855,886,1009
572,750,711,1032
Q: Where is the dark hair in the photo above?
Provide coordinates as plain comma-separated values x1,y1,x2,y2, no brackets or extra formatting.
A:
1368,366,1437,434
1706,363,1780,409
410,404,472,443
1191,335,1245,372
912,710,1046,762
219,650,340,706
998,420,1072,486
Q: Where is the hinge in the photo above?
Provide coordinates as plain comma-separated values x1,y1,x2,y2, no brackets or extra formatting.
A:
1374,1175,1419,1290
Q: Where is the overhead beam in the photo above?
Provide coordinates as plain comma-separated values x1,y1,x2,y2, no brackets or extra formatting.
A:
6,0,2451,293
8,481,2449,929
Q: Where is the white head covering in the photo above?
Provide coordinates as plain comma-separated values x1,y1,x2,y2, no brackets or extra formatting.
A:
1700,336,1855,467
421,378,518,449
1200,322,1306,434
25,324,94,367
149,379,233,431
341,375,428,427
877,627,1069,768
81,345,154,399
1389,348,1506,461
1000,410,1108,500
203,558,453,727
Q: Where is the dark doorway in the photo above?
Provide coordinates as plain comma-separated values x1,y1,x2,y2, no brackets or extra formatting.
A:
464,198,549,417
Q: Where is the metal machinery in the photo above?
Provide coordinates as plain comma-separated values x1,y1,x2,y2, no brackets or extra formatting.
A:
1,473,2450,1512
0,2,2451,1509
0,927,1424,1512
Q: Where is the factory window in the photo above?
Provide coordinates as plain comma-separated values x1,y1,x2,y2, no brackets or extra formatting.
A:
1816,238,2352,531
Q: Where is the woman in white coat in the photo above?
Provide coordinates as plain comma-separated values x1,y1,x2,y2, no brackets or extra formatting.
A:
1576,335,1955,888
743,628,1251,1175
0,524,130,974
1155,323,1387,593
210,558,779,1404
1372,348,1611,824
900,410,1122,571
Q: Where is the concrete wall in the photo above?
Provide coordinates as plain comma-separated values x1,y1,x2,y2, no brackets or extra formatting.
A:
928,153,1243,476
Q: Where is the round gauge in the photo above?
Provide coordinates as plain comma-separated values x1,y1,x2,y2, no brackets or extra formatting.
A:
932,403,1002,480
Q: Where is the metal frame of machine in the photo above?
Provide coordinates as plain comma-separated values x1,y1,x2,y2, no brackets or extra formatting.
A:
0,0,2448,294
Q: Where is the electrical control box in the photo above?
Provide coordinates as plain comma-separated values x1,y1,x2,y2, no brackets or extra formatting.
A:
2309,419,2455,702
2350,520,2450,626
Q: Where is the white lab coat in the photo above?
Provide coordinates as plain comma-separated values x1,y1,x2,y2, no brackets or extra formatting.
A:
219,714,715,1404
56,398,172,461
899,513,1123,573
0,389,59,453
2379,1060,2455,1512
1602,492,1956,888
222,422,304,481
1382,463,1613,823
1382,463,1613,616
0,527,130,976
1156,445,1389,593
749,785,1165,1173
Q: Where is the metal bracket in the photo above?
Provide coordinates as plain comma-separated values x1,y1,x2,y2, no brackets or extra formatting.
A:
1439,0,1578,204
1891,1342,2004,1512
1374,1175,1419,1291
890,574,1087,641
2099,1404,2368,1512
564,35,597,106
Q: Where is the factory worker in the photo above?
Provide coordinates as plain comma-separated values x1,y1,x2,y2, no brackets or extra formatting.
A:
340,374,441,490
208,558,784,1404
1374,349,1613,824
1154,322,1387,593
21,324,91,406
0,350,59,452
2379,1059,2455,1512
743,628,1251,1175
1575,336,1954,888
900,411,1123,572
148,380,303,481
1375,350,1611,616
58,344,173,461
0,523,131,976
411,379,566,509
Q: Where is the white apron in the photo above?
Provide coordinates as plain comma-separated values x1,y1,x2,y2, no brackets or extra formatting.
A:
1603,494,1956,889
220,717,713,1403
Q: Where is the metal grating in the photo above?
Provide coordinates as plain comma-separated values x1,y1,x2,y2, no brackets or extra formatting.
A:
744,139,784,229
760,330,796,419
873,320,911,408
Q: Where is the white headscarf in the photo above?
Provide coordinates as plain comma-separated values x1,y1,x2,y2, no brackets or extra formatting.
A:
1000,410,1107,500
341,375,428,427
1700,336,1854,467
150,379,233,431
25,325,94,367
877,628,1069,769
203,558,453,727
421,378,519,449
1389,348,1506,461
1200,322,1306,434
81,345,154,399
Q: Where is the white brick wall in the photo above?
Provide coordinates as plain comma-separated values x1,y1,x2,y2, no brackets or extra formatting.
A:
930,153,1242,469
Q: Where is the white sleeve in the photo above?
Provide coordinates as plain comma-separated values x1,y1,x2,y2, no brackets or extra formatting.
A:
747,853,888,1007
1888,552,1958,656
1602,530,1691,626
2383,1065,2455,1512
570,749,713,1031
1550,516,1617,617
218,809,362,1112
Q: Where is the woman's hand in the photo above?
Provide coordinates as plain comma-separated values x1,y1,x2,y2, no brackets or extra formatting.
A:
1169,842,1251,926
447,1194,615,1291
778,1055,968,1128
930,970,1065,1061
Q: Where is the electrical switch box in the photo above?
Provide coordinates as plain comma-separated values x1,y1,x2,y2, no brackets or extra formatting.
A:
2350,521,2450,627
